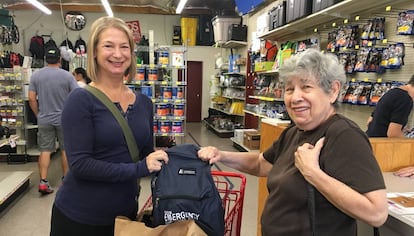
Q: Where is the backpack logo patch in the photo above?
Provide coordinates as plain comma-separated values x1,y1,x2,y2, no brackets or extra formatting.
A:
178,168,196,175
164,210,200,224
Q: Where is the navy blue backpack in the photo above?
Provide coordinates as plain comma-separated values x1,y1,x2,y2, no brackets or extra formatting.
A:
151,144,225,236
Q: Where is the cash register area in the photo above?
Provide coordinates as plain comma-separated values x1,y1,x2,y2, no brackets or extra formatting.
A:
1,122,414,236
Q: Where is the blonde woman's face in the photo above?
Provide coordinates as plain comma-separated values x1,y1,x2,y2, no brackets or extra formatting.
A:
95,27,131,79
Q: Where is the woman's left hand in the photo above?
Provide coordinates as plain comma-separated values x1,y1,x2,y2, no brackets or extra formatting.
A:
394,166,414,178
294,137,325,180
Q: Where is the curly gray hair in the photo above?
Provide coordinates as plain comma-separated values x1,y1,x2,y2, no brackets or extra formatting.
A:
279,49,346,103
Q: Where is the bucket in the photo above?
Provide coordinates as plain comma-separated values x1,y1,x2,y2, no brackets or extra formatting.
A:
156,104,169,116
159,121,171,133
172,121,183,133
180,17,198,46
172,87,184,99
158,51,169,66
148,68,158,81
173,104,185,117
136,67,146,81
161,86,172,99
212,16,241,45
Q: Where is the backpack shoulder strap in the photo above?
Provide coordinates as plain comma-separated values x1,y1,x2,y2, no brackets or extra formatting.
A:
84,85,140,162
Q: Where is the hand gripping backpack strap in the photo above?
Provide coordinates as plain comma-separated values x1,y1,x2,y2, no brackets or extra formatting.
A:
84,85,140,162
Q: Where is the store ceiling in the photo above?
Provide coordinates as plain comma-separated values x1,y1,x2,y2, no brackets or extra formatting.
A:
2,0,237,16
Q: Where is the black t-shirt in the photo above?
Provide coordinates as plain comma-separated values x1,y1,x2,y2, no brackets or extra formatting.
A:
262,114,385,236
366,88,413,137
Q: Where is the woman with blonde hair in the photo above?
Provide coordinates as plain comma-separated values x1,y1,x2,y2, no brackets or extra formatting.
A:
50,16,168,236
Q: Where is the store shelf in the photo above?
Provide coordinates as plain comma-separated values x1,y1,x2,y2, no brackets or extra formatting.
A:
203,120,234,138
244,109,268,118
256,69,279,75
230,137,259,153
26,148,40,157
221,40,248,49
210,107,244,117
223,72,246,76
259,0,406,42
223,96,245,101
0,171,32,213
249,95,283,102
25,124,38,130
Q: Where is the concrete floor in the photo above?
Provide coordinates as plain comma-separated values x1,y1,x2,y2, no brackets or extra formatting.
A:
0,122,259,236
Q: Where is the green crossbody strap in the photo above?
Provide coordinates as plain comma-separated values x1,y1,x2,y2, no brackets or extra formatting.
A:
84,85,140,163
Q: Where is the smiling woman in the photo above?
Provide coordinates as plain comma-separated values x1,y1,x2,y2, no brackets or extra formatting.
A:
198,49,388,236
50,16,169,236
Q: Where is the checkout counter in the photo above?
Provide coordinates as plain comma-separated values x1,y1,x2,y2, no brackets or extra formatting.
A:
258,119,414,236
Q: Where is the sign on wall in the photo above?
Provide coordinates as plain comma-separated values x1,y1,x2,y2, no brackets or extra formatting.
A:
126,20,142,43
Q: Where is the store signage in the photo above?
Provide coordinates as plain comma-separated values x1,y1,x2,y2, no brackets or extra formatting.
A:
126,20,142,43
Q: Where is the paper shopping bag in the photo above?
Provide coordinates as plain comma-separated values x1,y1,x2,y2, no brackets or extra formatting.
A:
114,216,207,236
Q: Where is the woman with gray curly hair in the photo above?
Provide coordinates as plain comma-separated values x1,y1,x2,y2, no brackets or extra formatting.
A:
199,49,387,235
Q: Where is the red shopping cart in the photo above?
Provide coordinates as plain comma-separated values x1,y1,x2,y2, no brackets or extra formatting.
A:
139,170,246,236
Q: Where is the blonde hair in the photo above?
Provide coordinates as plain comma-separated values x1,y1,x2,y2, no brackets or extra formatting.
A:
87,16,136,82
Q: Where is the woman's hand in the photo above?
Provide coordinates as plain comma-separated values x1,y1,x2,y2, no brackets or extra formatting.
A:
146,150,169,173
294,137,325,180
366,116,373,127
394,166,414,178
198,146,221,164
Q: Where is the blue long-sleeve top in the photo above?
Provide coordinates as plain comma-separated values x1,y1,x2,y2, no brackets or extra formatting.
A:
54,87,154,225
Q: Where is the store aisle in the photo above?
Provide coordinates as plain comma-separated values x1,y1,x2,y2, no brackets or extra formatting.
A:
0,122,258,236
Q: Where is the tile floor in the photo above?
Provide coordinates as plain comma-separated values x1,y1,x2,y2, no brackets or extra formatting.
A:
0,122,258,236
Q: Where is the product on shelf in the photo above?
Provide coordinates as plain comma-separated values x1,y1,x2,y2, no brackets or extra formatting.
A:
397,10,414,35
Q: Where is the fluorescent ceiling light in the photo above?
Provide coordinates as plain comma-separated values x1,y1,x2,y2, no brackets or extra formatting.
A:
26,0,52,15
101,0,114,17
176,0,188,14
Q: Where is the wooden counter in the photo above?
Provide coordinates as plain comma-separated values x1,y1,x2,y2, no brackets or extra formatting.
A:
369,137,414,171
257,120,288,236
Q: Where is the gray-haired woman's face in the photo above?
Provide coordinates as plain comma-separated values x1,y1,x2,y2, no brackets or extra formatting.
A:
283,75,340,131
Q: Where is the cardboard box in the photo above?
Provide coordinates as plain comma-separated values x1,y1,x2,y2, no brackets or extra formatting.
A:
243,131,261,150
234,129,257,144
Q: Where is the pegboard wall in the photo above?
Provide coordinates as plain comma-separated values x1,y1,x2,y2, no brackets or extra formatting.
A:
317,1,414,84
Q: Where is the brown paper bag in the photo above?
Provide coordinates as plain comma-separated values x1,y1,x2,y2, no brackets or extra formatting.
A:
114,216,207,236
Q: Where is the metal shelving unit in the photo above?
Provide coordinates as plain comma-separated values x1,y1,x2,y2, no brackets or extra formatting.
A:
129,45,187,148
0,67,29,162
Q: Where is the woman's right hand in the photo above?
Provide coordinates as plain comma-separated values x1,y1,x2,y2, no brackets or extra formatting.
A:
198,146,221,164
146,150,169,173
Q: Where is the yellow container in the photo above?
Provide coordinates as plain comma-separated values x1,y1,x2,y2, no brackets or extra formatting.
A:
180,17,198,46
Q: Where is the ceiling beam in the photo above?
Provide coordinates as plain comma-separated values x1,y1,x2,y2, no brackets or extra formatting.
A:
3,3,176,15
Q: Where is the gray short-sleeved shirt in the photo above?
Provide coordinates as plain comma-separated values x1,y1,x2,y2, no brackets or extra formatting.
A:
29,67,78,125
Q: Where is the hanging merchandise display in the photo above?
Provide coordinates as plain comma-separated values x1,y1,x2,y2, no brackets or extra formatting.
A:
396,10,414,35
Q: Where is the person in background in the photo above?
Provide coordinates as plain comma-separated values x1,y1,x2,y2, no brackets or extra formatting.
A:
198,49,388,236
28,46,78,195
73,67,91,87
366,74,414,138
50,16,168,236
366,75,414,178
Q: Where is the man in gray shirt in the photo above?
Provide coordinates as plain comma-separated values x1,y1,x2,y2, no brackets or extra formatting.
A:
29,46,78,194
